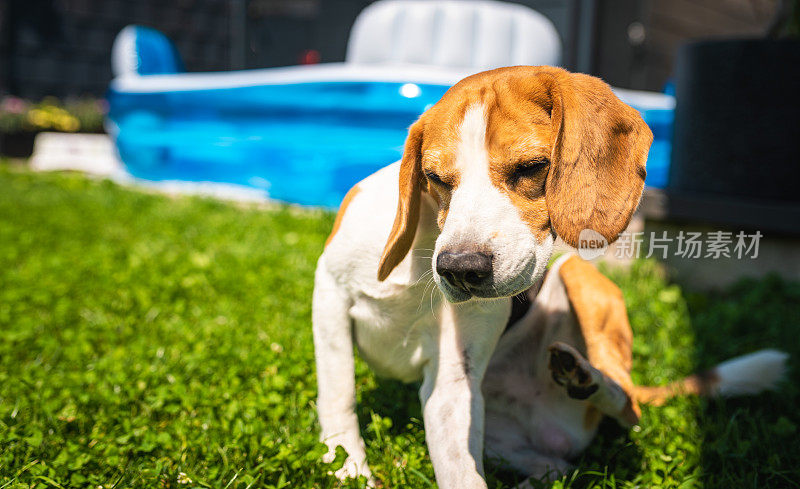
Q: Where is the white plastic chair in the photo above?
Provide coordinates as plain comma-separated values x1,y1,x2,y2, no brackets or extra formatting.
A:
346,0,562,71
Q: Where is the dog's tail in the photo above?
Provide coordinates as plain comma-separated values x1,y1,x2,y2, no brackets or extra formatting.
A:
633,349,789,406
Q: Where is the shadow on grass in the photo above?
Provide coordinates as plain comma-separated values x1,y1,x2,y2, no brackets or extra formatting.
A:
686,275,800,488
357,376,423,436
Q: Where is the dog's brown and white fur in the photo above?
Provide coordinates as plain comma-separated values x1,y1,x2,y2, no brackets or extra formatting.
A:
313,66,787,488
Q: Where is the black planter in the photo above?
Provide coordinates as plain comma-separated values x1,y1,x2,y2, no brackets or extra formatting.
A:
0,131,37,158
669,39,800,203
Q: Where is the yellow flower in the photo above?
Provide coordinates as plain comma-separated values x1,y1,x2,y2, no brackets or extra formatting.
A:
55,114,80,132
26,109,50,129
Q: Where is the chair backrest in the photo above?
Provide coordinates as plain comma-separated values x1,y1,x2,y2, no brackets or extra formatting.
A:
346,0,561,71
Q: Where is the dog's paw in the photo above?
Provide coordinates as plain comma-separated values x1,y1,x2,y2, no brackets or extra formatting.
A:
328,456,379,488
322,441,379,486
548,342,599,400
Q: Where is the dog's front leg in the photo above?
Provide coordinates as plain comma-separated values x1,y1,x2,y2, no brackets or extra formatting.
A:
419,300,508,489
312,265,372,482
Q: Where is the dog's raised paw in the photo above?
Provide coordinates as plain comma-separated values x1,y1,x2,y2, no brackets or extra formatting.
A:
548,342,599,400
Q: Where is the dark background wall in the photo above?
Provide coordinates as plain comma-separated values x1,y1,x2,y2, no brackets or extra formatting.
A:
594,0,777,90
1,0,235,98
0,0,778,100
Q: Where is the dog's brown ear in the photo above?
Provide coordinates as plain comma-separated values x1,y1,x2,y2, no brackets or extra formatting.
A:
545,71,653,247
378,117,425,281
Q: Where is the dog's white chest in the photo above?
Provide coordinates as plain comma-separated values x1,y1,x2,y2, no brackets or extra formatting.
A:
349,291,440,383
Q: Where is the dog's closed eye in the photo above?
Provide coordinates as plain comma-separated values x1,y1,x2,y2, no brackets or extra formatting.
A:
510,158,549,184
425,170,453,190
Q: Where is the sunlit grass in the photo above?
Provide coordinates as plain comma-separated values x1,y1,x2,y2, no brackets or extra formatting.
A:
0,167,797,488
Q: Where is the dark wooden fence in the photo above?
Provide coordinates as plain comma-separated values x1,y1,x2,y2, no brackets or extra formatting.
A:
0,0,778,100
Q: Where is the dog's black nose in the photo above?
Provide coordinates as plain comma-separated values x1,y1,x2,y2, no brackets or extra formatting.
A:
436,251,493,292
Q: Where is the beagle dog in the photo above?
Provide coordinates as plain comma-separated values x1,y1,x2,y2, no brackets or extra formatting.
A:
313,66,787,488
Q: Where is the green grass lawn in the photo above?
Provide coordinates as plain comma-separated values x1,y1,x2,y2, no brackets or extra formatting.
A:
1,167,798,489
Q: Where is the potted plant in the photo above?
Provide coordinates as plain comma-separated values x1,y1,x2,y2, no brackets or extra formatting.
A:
0,96,107,158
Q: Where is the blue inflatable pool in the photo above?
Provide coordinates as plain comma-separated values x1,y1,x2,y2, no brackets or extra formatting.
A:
107,26,673,208
108,79,450,207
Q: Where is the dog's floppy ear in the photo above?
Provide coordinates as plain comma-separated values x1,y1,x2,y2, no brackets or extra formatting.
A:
378,117,425,281
545,71,653,247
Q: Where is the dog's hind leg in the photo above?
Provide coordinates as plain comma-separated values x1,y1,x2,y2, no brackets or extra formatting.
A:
312,261,372,483
548,256,641,426
548,341,638,426
554,255,641,426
